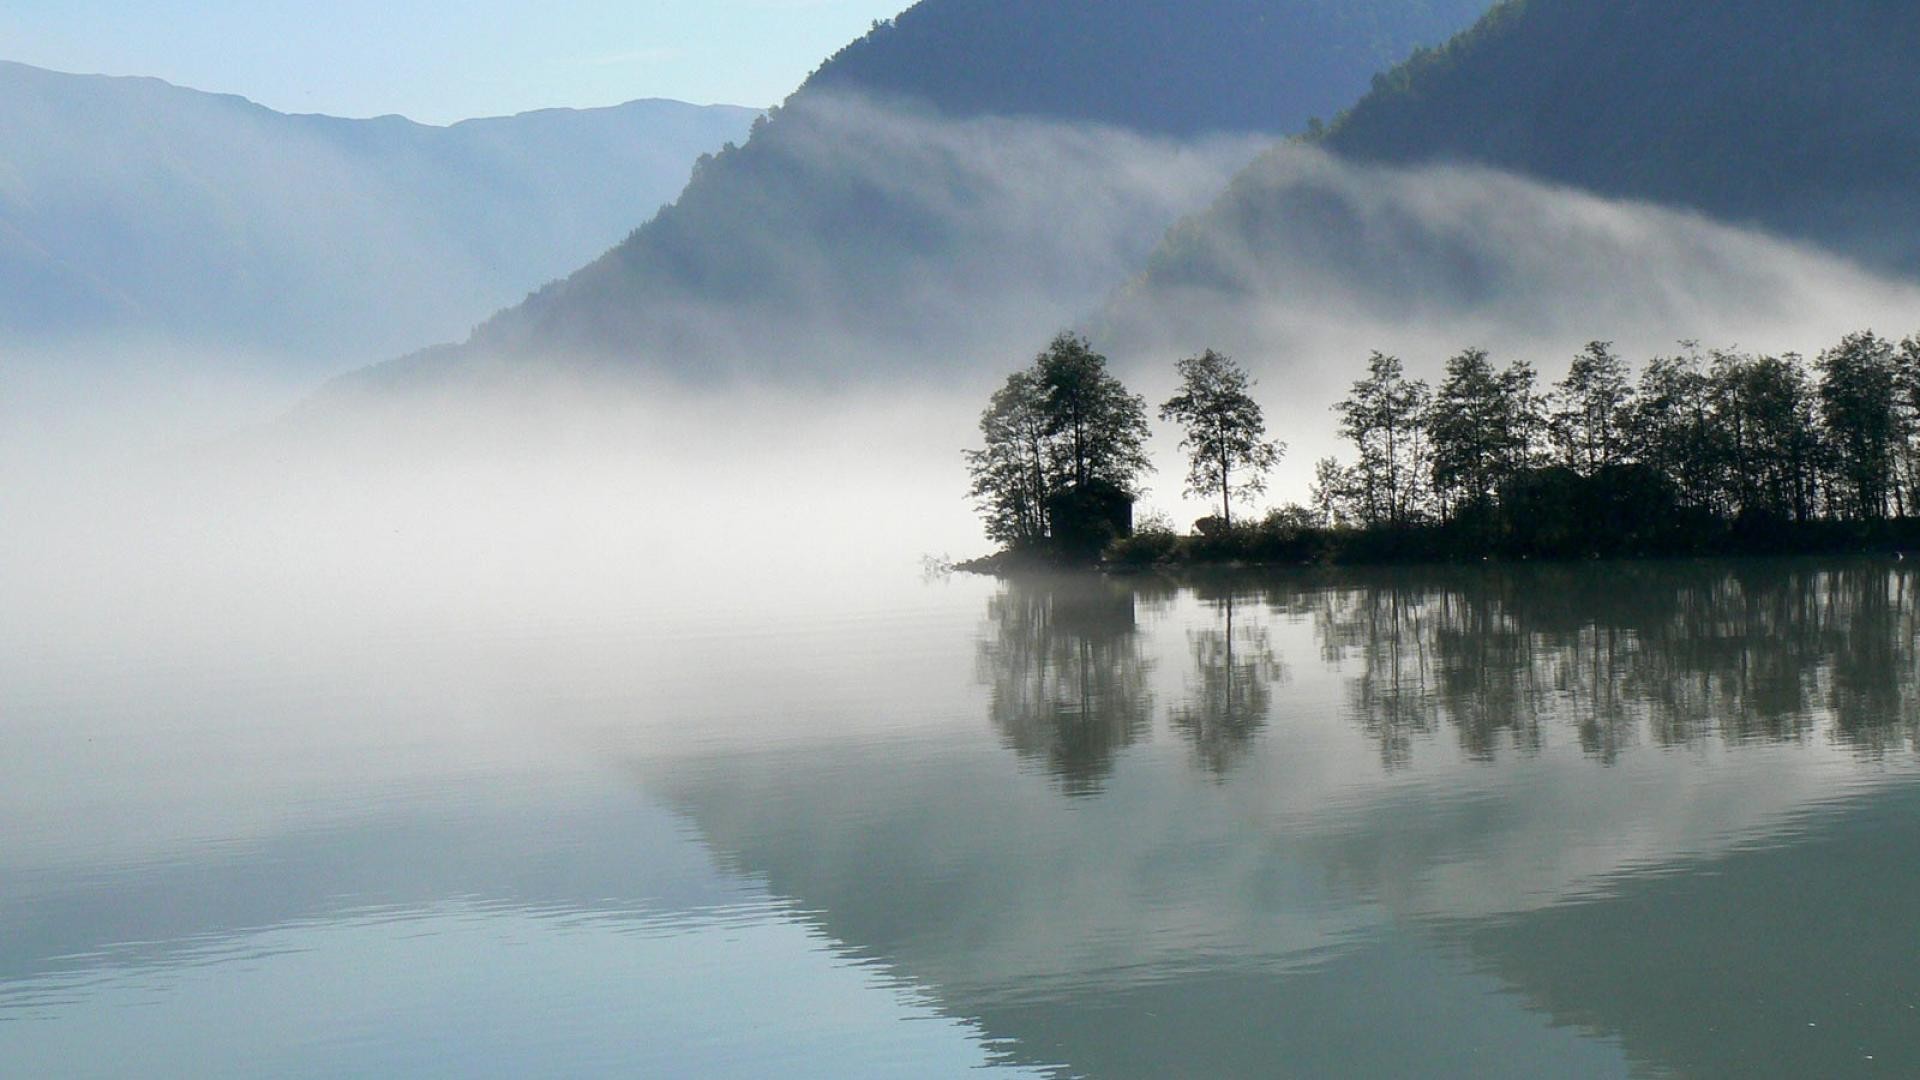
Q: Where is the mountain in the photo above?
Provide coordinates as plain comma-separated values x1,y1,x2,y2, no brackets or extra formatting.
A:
1318,0,1920,270
1320,0,1920,270
1098,0,1920,393
1279,0,1919,271
0,61,758,366
805,0,1495,136
340,0,1495,390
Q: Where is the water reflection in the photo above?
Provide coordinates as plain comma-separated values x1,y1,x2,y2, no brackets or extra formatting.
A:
976,577,1155,795
982,559,1920,783
1294,560,1920,762
661,558,1920,1077
1169,589,1286,777
12,558,1920,1077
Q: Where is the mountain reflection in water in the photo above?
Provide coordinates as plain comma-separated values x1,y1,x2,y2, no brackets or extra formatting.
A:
6,559,1918,1077
663,559,1920,1077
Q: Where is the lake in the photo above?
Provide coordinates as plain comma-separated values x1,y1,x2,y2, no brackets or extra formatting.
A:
4,557,1918,1077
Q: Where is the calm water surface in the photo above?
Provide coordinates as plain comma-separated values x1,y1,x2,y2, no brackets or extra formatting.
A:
4,559,1919,1077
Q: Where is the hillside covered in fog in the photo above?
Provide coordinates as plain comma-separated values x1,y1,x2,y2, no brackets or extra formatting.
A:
0,60,758,367
340,0,1495,390
1317,0,1920,270
1091,0,1920,372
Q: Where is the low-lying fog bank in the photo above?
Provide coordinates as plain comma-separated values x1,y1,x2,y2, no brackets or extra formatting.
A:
1099,145,1920,489
11,138,1920,668
2,379,990,669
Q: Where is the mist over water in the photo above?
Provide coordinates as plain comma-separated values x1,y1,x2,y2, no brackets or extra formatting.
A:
7,98,1920,1078
8,515,1920,1074
13,120,1920,674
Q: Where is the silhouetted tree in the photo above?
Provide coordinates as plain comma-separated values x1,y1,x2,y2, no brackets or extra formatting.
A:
1426,348,1541,519
1818,331,1903,520
976,327,1920,566
1895,335,1920,514
1036,333,1152,494
966,368,1057,547
1335,352,1431,527
967,333,1151,550
1629,349,1721,512
1708,351,1821,523
1160,349,1284,528
1550,341,1634,475
1310,456,1353,527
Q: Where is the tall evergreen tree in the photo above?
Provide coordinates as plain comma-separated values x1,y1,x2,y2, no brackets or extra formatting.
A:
1160,349,1284,528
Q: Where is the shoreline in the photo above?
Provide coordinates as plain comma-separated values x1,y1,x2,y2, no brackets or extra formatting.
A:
956,522,1920,578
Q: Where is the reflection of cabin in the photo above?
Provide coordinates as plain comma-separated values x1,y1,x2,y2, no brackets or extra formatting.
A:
1047,479,1135,562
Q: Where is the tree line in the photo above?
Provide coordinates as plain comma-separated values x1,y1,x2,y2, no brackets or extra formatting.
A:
1314,333,1920,539
967,329,1920,567
965,333,1283,559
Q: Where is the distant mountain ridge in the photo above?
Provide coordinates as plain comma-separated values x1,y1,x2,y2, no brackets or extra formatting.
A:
805,0,1494,136
341,0,1496,390
0,60,758,366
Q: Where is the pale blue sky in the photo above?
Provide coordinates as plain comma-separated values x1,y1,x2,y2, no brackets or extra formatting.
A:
0,0,910,123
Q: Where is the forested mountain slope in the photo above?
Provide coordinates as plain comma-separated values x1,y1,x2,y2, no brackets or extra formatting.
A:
1316,0,1920,269
1094,0,1920,394
344,0,1494,388
805,0,1493,136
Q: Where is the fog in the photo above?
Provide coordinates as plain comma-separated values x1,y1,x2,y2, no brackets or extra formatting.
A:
7,224,1918,1060
12,121,1920,646
1,374,992,877
3,380,983,664
414,93,1273,384
1096,143,1920,504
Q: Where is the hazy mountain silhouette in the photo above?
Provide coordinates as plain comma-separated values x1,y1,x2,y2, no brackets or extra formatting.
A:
1316,0,1920,271
335,0,1494,391
0,60,757,366
1097,0,1920,372
805,0,1494,136
1136,0,1920,299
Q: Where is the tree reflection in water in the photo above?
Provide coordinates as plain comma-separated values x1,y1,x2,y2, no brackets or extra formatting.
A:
1171,585,1286,777
975,575,1155,795
1304,560,1920,765
979,560,1920,788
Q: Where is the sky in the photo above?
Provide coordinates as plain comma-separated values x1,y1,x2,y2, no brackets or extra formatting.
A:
0,0,910,124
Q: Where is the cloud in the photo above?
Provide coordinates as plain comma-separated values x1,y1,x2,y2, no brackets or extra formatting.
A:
1092,143,1920,504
